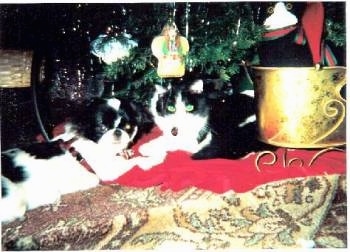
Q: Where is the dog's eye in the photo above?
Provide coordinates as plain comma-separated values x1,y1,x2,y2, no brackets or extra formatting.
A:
185,104,194,112
124,123,131,130
167,105,176,113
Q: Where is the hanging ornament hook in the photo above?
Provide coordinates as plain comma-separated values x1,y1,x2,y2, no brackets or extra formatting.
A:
172,1,176,20
185,2,190,39
233,17,241,47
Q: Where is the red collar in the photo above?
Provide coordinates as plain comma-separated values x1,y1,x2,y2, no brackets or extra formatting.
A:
58,138,134,178
59,138,96,174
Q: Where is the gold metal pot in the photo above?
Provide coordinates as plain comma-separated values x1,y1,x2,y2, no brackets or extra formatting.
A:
252,66,346,148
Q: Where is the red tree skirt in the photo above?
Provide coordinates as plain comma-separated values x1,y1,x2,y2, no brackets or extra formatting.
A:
112,127,346,193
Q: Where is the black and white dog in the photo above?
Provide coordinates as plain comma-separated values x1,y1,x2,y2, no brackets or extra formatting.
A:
1,97,154,223
138,78,272,169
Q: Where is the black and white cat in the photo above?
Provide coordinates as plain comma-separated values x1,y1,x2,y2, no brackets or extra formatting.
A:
138,79,271,169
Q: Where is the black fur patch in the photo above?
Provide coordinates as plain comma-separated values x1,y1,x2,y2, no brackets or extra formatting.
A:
1,153,28,184
118,99,154,143
1,178,9,197
155,81,208,117
193,80,275,160
70,98,120,142
22,141,65,159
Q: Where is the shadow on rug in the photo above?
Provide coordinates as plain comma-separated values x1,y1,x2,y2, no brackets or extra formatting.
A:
1,174,345,250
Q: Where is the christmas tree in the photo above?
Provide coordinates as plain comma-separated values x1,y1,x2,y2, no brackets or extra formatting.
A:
89,2,346,102
91,2,266,102
0,2,345,104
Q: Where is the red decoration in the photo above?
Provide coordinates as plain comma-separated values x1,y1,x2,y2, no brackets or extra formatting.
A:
301,2,325,65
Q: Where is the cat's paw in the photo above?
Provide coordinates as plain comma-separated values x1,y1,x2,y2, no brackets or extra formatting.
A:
135,155,166,170
138,142,158,157
138,144,149,156
138,137,166,156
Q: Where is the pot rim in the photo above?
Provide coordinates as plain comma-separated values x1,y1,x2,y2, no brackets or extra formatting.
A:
251,66,346,70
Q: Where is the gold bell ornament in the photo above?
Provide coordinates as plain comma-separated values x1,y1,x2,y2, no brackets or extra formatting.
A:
151,21,189,78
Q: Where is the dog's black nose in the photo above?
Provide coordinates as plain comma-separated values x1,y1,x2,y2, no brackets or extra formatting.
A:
114,129,122,137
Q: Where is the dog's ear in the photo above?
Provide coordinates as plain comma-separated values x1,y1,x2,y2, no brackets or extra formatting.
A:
203,79,235,99
154,84,168,95
189,79,204,94
140,109,154,126
128,101,154,127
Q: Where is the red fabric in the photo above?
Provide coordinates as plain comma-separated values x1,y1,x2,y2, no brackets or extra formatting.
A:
301,2,324,64
263,25,297,40
112,127,346,193
42,124,345,194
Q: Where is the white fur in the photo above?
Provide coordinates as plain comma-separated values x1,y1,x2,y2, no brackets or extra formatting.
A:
240,89,255,98
107,98,121,111
238,115,256,128
189,79,204,93
51,123,78,142
1,150,99,223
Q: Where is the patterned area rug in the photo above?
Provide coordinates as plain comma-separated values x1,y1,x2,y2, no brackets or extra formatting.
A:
314,175,347,248
1,174,344,250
